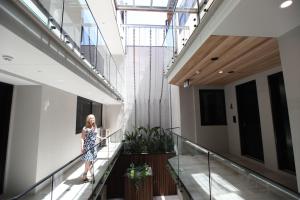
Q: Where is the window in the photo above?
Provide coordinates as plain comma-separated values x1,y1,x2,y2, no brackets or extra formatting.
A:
76,96,102,133
199,89,227,125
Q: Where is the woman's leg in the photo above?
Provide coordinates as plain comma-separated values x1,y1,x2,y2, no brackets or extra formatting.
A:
88,161,94,175
81,161,89,181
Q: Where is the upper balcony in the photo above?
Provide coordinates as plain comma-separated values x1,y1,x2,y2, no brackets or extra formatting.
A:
0,0,124,103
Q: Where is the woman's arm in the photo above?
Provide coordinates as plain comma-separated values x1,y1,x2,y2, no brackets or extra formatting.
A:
81,128,86,153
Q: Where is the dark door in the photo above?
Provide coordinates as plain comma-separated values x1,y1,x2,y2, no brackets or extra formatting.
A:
268,72,295,173
236,80,264,162
0,82,13,194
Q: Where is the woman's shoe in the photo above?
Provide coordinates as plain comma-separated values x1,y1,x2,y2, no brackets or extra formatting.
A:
81,173,88,182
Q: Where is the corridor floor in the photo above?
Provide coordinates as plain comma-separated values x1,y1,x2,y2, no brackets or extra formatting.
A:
19,141,122,200
168,154,298,200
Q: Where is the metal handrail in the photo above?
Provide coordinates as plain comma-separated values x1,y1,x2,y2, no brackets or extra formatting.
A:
9,129,122,200
17,0,123,99
169,131,300,199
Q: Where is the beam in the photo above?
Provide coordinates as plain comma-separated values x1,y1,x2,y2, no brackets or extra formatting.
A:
116,5,198,13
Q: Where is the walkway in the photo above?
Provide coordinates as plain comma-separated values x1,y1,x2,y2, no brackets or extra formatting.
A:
20,141,122,200
168,154,297,200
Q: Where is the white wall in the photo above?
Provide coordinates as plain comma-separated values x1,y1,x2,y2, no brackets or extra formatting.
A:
225,67,282,172
102,104,123,134
170,85,181,135
5,86,42,195
278,25,300,191
179,87,197,142
4,85,80,195
36,86,79,181
179,86,228,153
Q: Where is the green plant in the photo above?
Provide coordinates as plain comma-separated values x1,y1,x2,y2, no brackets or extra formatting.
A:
123,126,175,154
126,163,152,189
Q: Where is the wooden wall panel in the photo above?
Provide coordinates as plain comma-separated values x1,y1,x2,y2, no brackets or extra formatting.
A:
106,153,177,198
125,176,153,200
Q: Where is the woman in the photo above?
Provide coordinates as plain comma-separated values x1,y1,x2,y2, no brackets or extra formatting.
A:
81,114,97,182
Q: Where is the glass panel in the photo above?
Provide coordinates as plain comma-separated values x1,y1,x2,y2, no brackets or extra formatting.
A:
51,156,92,200
177,0,198,9
163,18,175,73
116,0,133,6
96,30,108,76
80,7,97,66
180,138,210,200
209,152,298,200
152,0,169,7
21,178,52,200
134,0,151,6
126,11,166,25
38,0,63,26
63,0,87,49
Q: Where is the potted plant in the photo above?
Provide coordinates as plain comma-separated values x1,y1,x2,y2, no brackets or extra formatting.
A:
106,127,177,198
125,163,153,200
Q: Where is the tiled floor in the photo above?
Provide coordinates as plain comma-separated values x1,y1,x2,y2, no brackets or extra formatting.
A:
168,154,298,200
14,142,122,200
223,153,298,191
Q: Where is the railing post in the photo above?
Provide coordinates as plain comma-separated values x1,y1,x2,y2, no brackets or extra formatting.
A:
208,152,211,200
50,175,54,200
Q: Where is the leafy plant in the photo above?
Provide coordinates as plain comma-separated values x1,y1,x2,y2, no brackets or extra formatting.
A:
123,126,174,154
126,163,152,189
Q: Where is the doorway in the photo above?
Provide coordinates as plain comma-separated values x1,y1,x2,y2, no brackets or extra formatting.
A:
0,82,13,194
236,80,264,162
268,72,295,173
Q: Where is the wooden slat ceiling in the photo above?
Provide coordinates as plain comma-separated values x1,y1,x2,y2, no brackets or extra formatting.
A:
170,35,281,86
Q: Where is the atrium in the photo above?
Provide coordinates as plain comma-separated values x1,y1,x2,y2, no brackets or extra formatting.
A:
0,0,300,199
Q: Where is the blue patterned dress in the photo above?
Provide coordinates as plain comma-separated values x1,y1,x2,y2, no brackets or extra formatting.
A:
82,127,97,161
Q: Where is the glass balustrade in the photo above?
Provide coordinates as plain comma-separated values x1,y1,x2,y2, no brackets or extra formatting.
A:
9,130,123,200
19,0,124,99
162,0,217,74
169,133,300,200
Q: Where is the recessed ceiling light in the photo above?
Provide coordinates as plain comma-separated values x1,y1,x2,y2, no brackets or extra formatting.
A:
211,57,219,61
37,70,42,73
2,55,14,62
218,70,223,74
280,0,293,8
228,70,235,74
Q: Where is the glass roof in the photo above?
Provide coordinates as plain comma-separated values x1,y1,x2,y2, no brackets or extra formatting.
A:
116,0,169,7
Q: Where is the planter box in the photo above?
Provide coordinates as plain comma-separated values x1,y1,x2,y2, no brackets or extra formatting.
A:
106,153,177,198
124,176,153,200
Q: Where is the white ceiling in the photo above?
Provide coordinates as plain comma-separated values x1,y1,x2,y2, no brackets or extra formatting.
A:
87,0,125,55
214,0,300,37
0,25,119,105
0,70,35,85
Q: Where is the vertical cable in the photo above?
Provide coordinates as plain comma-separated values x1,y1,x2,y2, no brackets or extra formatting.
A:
133,28,137,127
159,45,165,128
148,28,152,128
169,84,173,129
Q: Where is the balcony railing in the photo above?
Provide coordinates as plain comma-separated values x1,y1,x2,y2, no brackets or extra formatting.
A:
168,131,300,200
18,0,124,99
9,129,123,200
163,0,218,75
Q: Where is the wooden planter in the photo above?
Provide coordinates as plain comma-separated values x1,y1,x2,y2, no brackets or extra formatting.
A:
124,176,153,200
107,153,177,198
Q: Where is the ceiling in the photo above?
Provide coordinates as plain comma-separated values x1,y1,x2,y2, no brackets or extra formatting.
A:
214,0,300,37
87,0,124,55
170,35,281,86
0,25,119,105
